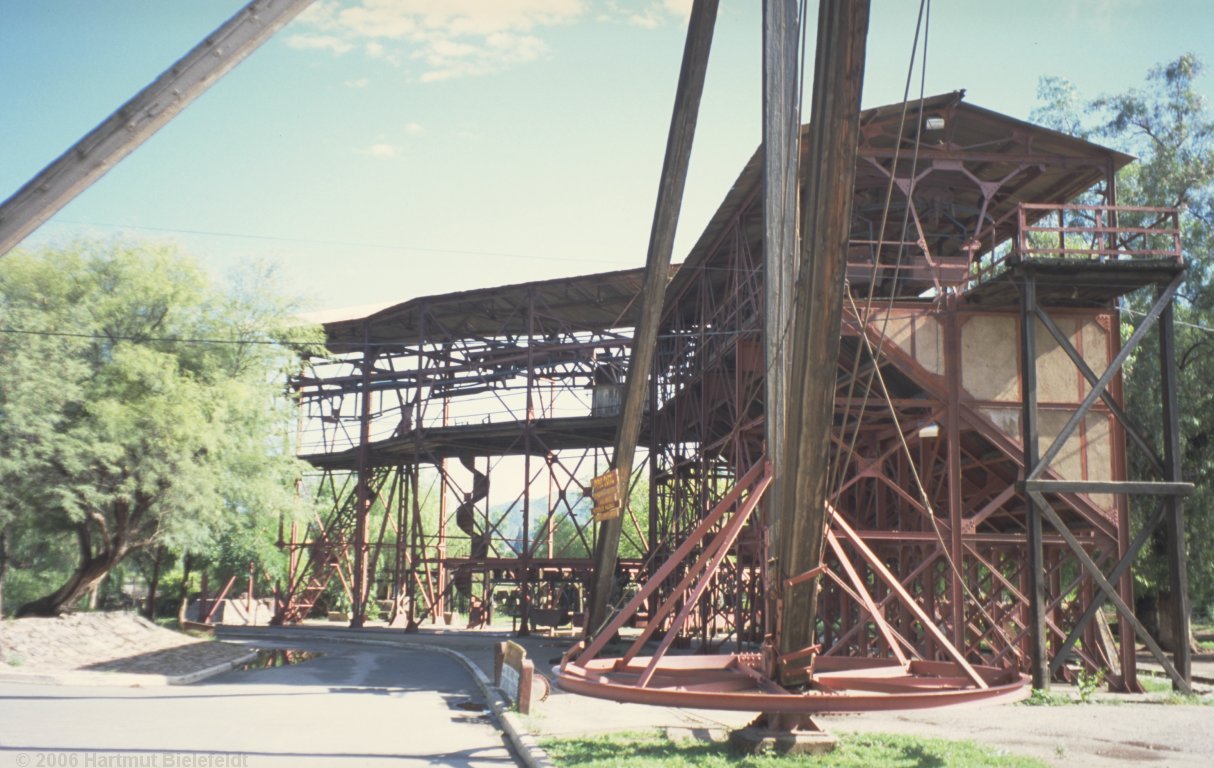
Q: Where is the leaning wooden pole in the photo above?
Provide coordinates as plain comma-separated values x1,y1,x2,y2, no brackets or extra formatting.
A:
775,0,870,685
0,0,315,256
586,0,719,638
761,0,802,640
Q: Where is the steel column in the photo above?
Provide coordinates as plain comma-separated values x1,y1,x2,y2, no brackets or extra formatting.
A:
1159,292,1192,687
1018,272,1049,688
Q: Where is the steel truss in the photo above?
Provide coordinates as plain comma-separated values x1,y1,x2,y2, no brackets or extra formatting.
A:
634,95,1189,692
278,274,653,633
284,95,1190,695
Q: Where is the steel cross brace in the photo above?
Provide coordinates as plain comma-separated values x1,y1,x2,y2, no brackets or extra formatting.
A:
1048,502,1167,677
1031,492,1192,694
1027,271,1183,483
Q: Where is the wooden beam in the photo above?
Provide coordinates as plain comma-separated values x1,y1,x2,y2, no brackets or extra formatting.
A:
776,0,870,682
0,0,315,255
586,0,719,638
1159,293,1192,687
761,0,801,640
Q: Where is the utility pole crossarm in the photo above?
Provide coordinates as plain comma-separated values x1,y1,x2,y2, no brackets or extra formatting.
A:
0,0,316,256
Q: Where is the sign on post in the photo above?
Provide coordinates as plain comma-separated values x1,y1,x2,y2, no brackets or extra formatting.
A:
495,640,536,714
591,468,621,521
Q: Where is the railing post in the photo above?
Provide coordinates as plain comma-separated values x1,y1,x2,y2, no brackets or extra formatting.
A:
1057,207,1065,256
1015,204,1026,263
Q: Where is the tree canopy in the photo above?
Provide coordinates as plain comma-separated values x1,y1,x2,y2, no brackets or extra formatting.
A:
1033,54,1214,620
0,241,321,616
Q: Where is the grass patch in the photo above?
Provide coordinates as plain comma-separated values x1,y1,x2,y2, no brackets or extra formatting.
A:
1158,692,1214,706
1138,675,1173,693
1019,688,1072,706
540,729,1047,768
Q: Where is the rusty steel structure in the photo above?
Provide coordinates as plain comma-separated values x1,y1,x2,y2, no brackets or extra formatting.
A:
287,87,1191,700
280,269,663,633
2,0,1190,712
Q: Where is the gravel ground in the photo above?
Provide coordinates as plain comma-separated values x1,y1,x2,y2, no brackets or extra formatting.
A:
0,611,252,675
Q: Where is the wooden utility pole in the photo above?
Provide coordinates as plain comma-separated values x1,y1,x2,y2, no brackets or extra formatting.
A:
761,0,802,640
586,0,719,638
775,0,870,684
0,0,315,256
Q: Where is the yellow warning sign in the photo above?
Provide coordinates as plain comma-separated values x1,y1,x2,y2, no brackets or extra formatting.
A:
591,468,621,521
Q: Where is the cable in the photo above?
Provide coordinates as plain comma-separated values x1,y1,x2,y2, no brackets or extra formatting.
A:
1121,305,1214,334
45,218,626,268
0,326,313,347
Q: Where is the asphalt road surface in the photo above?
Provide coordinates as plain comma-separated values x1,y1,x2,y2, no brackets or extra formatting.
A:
0,639,517,768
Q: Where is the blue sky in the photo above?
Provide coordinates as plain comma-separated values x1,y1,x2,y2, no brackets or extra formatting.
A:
2,0,1212,312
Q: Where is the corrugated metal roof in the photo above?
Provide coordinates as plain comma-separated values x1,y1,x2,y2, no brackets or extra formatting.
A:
320,93,1133,349
322,266,673,351
664,92,1135,311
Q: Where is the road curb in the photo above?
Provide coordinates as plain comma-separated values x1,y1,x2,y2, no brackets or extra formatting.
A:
0,649,259,687
217,626,558,768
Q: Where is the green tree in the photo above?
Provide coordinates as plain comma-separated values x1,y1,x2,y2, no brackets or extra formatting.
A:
1032,55,1214,625
0,241,321,617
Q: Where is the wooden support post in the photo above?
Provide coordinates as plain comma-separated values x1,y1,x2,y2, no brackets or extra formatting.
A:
1018,272,1049,689
587,0,719,637
761,0,802,642
776,0,870,683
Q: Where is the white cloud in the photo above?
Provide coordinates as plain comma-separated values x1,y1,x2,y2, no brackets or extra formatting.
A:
364,142,402,158
600,0,686,28
404,122,424,135
344,77,370,88
293,0,587,80
285,34,354,54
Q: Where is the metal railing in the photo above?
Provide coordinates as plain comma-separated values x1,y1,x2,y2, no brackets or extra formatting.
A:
969,203,1183,284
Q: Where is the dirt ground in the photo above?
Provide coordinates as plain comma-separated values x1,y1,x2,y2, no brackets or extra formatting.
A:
0,612,251,675
815,695,1214,767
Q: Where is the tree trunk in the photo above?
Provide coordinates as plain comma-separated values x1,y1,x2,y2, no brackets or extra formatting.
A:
0,529,7,617
177,553,193,624
144,548,164,621
1157,590,1199,654
16,552,121,617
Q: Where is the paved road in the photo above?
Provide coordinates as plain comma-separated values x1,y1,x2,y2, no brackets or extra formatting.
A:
0,639,517,768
